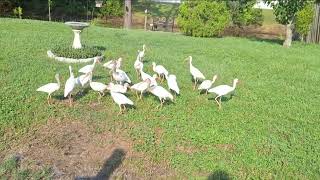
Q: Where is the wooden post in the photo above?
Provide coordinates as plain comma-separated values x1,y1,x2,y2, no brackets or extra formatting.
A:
307,3,320,43
124,0,132,29
144,9,148,31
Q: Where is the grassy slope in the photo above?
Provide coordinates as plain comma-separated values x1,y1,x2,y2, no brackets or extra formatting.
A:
0,18,320,178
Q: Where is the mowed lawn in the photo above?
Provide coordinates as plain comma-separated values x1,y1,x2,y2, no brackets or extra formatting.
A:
1,18,320,178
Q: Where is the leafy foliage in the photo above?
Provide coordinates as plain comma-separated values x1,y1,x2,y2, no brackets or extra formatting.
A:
226,0,263,26
264,0,308,25
99,0,123,22
296,3,314,39
177,1,231,37
13,6,22,19
52,45,102,59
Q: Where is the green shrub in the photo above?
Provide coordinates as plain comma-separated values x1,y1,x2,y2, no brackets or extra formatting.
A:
227,1,263,27
52,45,103,59
296,3,314,41
177,1,231,37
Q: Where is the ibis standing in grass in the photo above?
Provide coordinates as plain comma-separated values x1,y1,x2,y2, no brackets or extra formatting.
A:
112,64,132,85
167,74,180,95
130,79,151,100
149,85,174,108
138,44,146,61
64,66,76,106
86,72,108,102
186,56,205,90
208,78,239,109
37,73,60,105
198,75,218,94
152,62,169,82
110,91,134,115
134,52,144,78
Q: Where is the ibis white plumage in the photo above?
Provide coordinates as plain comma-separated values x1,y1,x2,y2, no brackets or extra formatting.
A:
79,57,100,74
64,66,76,106
138,44,146,61
139,66,157,86
208,78,239,109
198,75,218,94
86,72,108,102
110,91,134,115
37,73,60,105
112,64,132,84
134,52,143,78
103,57,122,70
149,85,174,108
167,74,180,95
130,79,151,100
186,56,205,90
107,82,130,94
152,62,169,81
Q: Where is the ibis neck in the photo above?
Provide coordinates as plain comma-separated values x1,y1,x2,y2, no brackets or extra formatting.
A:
232,81,237,90
56,76,60,86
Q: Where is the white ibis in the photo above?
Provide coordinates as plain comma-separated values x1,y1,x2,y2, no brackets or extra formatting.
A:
167,74,180,95
36,73,60,105
134,52,143,78
138,44,146,61
103,57,122,70
110,91,134,115
130,79,151,100
64,66,76,106
79,57,100,74
208,78,239,109
112,67,132,84
152,62,169,81
186,56,205,90
198,75,218,94
107,82,130,94
86,72,108,102
149,85,173,108
139,66,157,86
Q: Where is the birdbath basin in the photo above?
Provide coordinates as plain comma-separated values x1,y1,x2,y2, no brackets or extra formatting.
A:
65,22,89,49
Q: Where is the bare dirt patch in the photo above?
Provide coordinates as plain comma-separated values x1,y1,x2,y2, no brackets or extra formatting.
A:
0,119,175,179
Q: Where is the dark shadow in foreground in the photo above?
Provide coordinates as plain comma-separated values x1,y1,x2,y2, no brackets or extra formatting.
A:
208,170,231,180
75,148,126,180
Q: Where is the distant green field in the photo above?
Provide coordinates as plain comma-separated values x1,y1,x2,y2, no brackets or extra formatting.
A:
1,18,320,178
262,9,277,25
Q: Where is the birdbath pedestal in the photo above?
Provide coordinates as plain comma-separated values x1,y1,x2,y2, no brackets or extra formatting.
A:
65,22,89,49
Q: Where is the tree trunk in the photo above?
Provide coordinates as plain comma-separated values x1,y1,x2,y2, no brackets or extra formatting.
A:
283,22,293,48
124,0,132,29
48,0,51,21
307,3,320,43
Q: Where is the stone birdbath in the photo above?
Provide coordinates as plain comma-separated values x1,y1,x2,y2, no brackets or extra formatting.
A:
65,22,89,49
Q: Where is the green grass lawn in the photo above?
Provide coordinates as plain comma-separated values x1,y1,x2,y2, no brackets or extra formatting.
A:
1,18,320,178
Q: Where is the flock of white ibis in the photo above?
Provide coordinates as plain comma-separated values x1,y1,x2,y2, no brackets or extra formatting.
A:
37,45,239,114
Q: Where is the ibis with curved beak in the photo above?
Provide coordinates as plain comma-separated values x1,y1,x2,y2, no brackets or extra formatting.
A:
185,56,205,90
208,78,239,109
198,75,218,94
37,73,60,105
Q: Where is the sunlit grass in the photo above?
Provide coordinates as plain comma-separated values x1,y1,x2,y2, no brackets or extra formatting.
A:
0,18,320,178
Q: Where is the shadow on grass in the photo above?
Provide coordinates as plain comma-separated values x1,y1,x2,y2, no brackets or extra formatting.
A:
208,94,235,102
246,37,283,45
207,170,231,180
75,148,125,180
